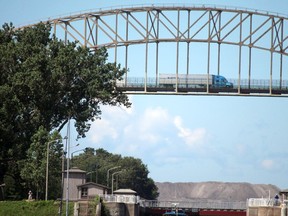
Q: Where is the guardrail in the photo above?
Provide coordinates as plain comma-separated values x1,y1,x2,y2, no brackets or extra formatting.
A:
141,200,247,210
102,195,246,210
247,198,277,207
102,195,283,210
103,194,140,204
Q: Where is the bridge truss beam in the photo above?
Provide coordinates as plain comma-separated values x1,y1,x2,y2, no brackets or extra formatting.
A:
18,5,288,96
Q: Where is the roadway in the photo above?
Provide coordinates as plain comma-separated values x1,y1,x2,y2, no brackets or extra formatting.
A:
116,81,288,96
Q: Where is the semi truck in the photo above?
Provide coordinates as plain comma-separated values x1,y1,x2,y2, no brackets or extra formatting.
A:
159,73,233,88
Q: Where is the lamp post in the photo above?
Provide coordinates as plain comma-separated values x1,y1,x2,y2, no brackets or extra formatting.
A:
107,166,121,188
64,142,80,216
111,171,123,195
45,137,67,201
86,171,97,182
70,148,85,168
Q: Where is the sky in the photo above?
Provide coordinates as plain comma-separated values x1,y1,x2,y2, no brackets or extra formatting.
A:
1,0,288,190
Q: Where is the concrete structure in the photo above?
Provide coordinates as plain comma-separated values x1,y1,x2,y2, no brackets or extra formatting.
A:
105,202,139,216
63,167,86,201
63,167,109,201
114,189,137,196
247,206,282,216
77,182,108,199
247,198,286,216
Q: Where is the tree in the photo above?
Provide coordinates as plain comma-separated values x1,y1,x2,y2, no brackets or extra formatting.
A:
72,148,159,199
0,22,131,198
119,156,159,200
19,127,63,200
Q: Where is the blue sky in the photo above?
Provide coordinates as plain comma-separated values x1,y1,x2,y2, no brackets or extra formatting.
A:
1,0,288,189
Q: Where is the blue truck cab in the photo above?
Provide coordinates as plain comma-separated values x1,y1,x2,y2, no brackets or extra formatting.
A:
212,75,233,88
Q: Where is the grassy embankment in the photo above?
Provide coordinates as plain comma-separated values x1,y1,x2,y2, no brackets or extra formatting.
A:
0,200,73,216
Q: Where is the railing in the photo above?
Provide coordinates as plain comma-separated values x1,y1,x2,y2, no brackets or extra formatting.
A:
103,194,140,204
247,198,275,207
116,77,288,96
101,195,283,210
101,195,247,210
141,200,247,210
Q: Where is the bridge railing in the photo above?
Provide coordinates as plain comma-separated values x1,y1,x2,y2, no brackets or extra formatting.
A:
141,200,247,210
116,77,288,93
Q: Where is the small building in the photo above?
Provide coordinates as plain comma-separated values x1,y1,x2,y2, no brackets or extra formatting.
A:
63,167,108,200
280,189,288,200
113,189,137,196
63,167,86,201
77,182,108,199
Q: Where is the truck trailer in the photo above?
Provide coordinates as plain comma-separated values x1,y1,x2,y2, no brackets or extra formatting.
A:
159,73,233,88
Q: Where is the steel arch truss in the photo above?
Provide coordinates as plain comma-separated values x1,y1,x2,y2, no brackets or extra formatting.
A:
20,5,288,96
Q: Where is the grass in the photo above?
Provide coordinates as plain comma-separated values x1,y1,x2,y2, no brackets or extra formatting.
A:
0,200,74,216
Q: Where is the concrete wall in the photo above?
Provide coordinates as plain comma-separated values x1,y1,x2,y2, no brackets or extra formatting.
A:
63,172,86,201
105,202,139,216
247,207,282,216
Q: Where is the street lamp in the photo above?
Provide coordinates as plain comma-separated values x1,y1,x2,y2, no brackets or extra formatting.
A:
65,143,80,216
107,166,121,187
111,170,123,195
45,136,68,201
70,148,85,168
87,171,97,182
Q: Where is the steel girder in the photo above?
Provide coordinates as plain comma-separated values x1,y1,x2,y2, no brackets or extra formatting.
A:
17,5,288,96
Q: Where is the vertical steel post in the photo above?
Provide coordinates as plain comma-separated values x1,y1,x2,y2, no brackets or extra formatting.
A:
186,10,190,76
248,14,252,89
175,9,180,92
145,11,149,92
125,12,129,85
270,18,274,95
114,13,118,63
65,120,71,216
217,11,221,76
207,11,211,93
156,10,159,86
45,142,50,201
95,17,98,46
238,12,243,94
280,19,283,89
186,10,190,89
53,21,56,36
84,16,87,47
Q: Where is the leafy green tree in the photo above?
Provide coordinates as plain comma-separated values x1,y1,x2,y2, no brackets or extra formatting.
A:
72,148,159,199
19,127,63,200
0,22,130,198
119,156,159,200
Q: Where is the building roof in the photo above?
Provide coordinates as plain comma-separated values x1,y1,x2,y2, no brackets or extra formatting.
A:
77,182,108,189
113,189,137,195
280,189,288,194
64,167,86,173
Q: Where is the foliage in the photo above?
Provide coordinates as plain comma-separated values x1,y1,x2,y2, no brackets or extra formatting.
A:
19,128,63,200
0,22,130,199
101,200,111,216
0,200,73,216
72,148,159,200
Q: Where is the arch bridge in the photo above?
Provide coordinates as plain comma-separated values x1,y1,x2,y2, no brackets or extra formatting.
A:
20,4,288,97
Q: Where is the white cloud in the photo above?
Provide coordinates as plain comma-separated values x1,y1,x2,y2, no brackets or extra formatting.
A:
173,116,207,149
88,96,134,144
89,119,118,143
261,159,274,170
138,107,171,143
